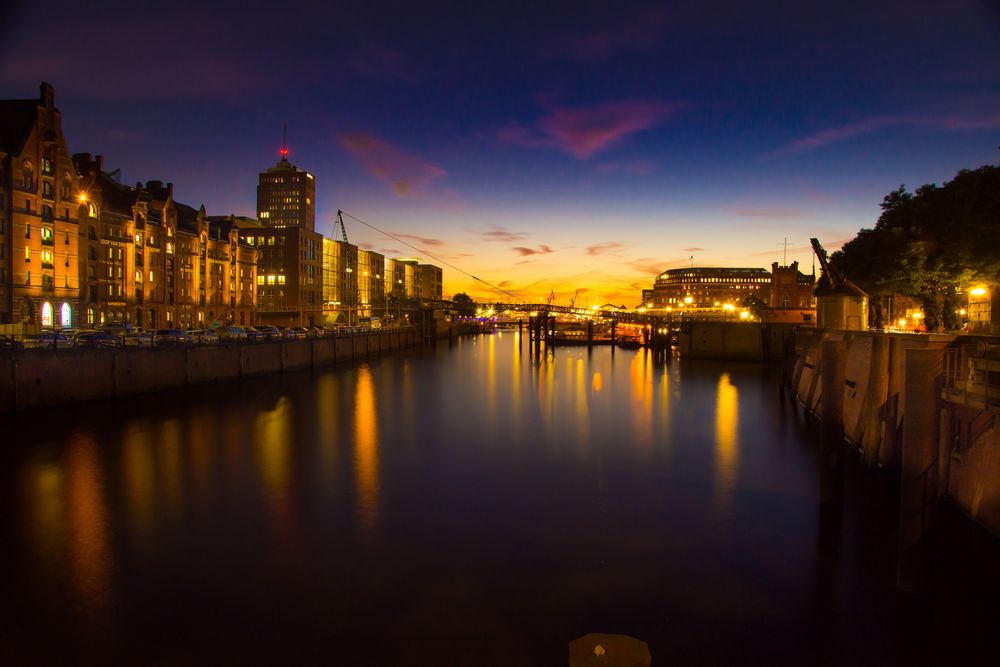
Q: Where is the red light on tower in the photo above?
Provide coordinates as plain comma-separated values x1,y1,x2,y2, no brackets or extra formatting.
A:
279,147,289,158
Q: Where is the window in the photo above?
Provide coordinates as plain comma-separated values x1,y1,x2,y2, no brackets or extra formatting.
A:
277,275,286,285
257,275,265,285
25,223,31,238
41,302,53,327
88,202,98,218
149,271,154,282
135,270,142,282
25,247,30,262
42,181,53,199
41,250,53,267
41,226,53,242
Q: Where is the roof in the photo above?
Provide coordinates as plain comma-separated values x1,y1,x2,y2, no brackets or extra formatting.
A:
0,99,38,154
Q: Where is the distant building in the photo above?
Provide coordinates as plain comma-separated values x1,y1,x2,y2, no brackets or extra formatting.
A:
760,261,816,325
256,150,315,231
652,267,771,309
0,83,81,326
321,238,358,324
241,223,321,327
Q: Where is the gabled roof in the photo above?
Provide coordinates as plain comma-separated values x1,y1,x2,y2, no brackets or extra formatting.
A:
0,99,38,154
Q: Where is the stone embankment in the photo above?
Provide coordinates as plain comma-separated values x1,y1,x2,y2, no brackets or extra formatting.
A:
789,329,1000,540
0,328,419,414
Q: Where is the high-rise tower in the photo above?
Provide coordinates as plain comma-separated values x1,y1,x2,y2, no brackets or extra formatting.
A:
256,137,315,231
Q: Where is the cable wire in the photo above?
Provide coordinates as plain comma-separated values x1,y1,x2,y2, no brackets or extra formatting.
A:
339,210,518,300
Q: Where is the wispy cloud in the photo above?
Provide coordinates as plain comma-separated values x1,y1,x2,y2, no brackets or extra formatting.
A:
479,224,527,242
499,99,685,160
513,245,554,256
586,242,624,256
729,208,802,220
594,159,655,175
627,258,668,275
770,113,1000,157
338,132,446,198
546,8,671,62
393,233,445,247
681,247,704,252
351,49,418,84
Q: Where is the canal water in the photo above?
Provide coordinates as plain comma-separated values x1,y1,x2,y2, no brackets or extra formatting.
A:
1,333,998,665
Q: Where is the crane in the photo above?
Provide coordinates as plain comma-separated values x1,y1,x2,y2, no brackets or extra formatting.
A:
810,238,867,295
335,209,349,243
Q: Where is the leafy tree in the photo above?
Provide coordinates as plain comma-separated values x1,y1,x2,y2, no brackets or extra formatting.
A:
829,165,1000,331
452,292,476,317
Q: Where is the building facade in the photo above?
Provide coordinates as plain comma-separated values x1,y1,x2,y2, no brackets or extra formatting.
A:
75,157,258,329
257,153,315,230
240,224,321,327
652,267,771,309
0,83,81,326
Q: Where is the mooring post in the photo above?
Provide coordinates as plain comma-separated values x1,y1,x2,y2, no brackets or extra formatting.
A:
587,320,593,349
897,347,943,595
611,319,617,344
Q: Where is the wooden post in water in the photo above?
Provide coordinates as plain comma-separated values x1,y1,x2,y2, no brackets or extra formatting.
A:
587,320,593,349
897,348,943,595
611,319,617,345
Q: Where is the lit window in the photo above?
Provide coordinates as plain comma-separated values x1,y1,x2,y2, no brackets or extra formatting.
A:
24,247,30,261
60,303,72,327
135,270,142,282
277,275,286,285
257,275,264,285
149,271,154,282
166,242,173,254
41,302,53,327
267,274,276,285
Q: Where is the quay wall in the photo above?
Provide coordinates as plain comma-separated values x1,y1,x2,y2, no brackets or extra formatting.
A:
0,329,419,414
790,329,1000,536
678,321,798,362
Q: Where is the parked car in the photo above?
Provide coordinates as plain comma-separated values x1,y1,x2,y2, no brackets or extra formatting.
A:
214,325,248,342
73,330,121,348
288,326,311,339
0,334,24,351
188,329,219,345
252,325,281,341
274,326,297,340
244,327,265,342
123,329,154,347
153,328,189,346
24,331,73,349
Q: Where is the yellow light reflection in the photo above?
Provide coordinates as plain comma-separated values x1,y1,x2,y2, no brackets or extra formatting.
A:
122,421,155,552
629,350,654,447
67,433,112,611
592,371,603,393
256,397,292,522
354,365,380,531
714,373,740,512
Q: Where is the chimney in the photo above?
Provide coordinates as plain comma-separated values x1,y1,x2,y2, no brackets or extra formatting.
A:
95,155,104,172
40,82,54,108
167,182,173,197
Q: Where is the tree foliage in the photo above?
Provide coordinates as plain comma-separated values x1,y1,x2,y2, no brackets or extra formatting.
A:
451,292,476,317
829,165,1000,331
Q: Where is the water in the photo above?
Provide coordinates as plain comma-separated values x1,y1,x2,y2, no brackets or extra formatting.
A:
1,333,998,665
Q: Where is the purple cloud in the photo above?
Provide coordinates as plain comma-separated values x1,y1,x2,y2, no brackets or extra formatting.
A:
500,100,685,160
393,233,445,247
338,133,446,198
546,8,671,62
480,224,527,242
772,113,1000,157
513,245,554,256
681,247,704,252
586,242,624,255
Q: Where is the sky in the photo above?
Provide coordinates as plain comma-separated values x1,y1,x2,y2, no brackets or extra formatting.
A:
2,0,998,304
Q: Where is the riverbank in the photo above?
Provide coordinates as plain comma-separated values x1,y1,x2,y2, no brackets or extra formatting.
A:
0,328,420,414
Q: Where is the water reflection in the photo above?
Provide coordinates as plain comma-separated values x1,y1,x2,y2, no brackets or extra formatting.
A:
122,420,154,553
255,397,292,523
354,364,380,531
66,432,112,612
714,372,740,514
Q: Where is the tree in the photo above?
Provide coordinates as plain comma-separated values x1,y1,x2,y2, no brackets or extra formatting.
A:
452,292,476,317
830,165,1000,331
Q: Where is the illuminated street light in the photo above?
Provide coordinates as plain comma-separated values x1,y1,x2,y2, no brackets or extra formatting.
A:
970,286,987,296
684,296,693,304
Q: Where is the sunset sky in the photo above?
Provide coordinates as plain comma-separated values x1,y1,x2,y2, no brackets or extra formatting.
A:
2,0,997,304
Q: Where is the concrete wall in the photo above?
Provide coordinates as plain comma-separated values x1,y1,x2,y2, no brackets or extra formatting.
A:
1,329,420,413
679,322,797,362
15,349,115,410
116,347,187,397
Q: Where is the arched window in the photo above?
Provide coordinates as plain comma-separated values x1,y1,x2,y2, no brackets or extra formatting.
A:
87,307,96,325
41,302,53,327
88,202,98,218
88,225,96,240
60,303,72,327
